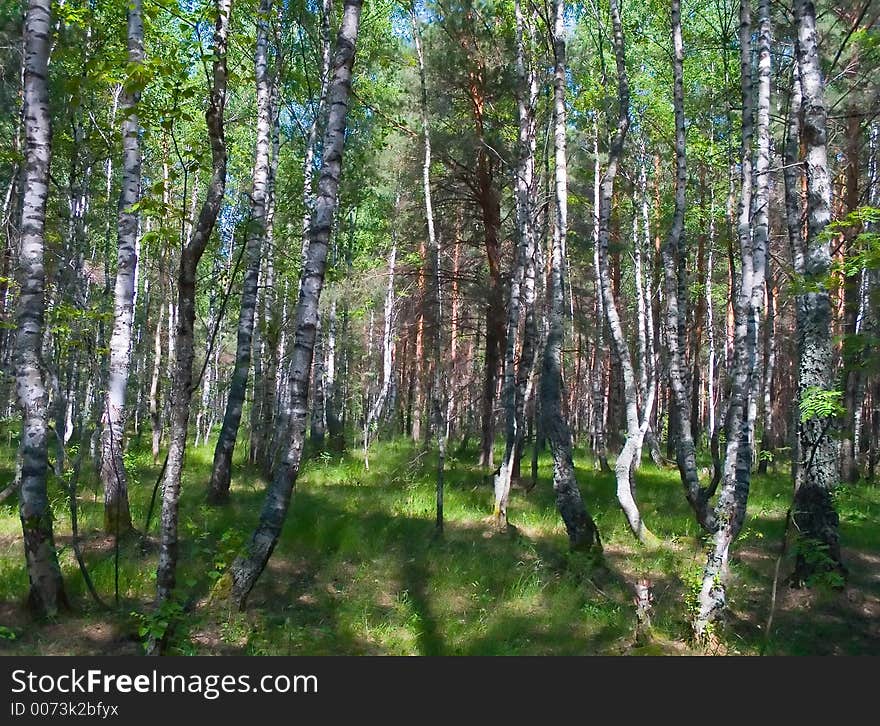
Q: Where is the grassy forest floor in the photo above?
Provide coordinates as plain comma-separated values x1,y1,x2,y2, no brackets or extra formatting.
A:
1,429,879,655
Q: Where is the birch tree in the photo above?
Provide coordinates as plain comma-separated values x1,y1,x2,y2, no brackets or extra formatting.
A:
541,0,600,552
594,0,657,545
229,0,363,607
695,0,771,637
661,0,716,532
151,0,232,650
494,0,539,528
15,0,67,617
100,0,144,535
791,0,844,585
207,0,273,504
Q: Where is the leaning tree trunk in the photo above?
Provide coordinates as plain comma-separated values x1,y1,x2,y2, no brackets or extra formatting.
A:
207,0,273,504
150,0,231,652
791,0,844,585
694,0,770,638
15,0,67,617
100,0,143,535
595,0,656,545
541,0,601,552
661,0,716,533
229,0,363,608
494,0,539,527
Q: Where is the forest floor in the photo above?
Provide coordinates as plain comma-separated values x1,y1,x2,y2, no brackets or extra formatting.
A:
0,429,879,655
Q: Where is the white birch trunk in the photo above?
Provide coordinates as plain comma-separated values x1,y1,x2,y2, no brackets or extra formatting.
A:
100,0,144,534
229,0,363,606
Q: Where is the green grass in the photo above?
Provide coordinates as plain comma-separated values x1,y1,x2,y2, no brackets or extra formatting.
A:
0,427,878,656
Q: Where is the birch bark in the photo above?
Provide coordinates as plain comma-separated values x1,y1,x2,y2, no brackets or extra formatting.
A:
791,0,844,584
100,0,144,534
15,0,67,616
229,0,363,606
151,0,231,646
541,0,600,551
208,0,273,503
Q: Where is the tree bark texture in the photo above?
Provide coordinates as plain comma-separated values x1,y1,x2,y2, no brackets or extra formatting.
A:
229,0,363,607
208,0,273,504
15,0,68,617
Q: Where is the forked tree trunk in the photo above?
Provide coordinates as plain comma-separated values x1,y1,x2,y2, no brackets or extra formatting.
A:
494,0,539,526
15,0,68,617
595,0,656,545
100,0,143,535
151,0,231,651
542,0,600,552
791,0,844,585
207,0,273,504
695,0,770,638
229,0,362,607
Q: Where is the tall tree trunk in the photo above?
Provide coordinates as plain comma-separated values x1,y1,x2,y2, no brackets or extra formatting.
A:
310,309,326,446
151,0,231,650
149,282,164,464
207,0,273,504
469,68,504,468
695,0,770,637
791,0,844,585
478,191,503,468
542,0,600,552
15,0,68,617
494,0,538,526
411,10,446,530
229,0,362,607
99,0,143,534
590,119,612,473
662,0,716,532
706,173,719,451
252,71,282,471
412,240,426,442
596,0,656,545
690,166,708,443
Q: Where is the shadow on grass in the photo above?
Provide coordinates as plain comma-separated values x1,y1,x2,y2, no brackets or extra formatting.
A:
0,432,878,656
